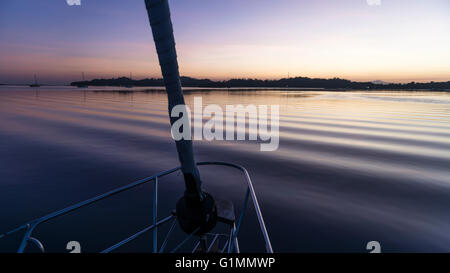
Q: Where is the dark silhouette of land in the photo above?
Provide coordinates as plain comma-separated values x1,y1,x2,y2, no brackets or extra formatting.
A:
71,76,450,90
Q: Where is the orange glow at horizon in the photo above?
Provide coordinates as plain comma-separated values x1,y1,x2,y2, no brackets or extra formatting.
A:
2,40,449,84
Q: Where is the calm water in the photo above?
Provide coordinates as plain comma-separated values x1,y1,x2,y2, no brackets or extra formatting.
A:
1,86,450,252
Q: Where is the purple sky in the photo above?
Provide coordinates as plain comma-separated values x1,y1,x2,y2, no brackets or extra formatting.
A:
0,0,449,84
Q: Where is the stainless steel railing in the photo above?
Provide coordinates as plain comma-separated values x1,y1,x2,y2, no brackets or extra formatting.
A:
0,162,273,253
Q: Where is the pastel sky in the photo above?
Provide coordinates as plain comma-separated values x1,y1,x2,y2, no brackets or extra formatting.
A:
0,0,449,84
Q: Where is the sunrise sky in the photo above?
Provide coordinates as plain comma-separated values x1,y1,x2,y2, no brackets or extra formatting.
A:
0,0,449,84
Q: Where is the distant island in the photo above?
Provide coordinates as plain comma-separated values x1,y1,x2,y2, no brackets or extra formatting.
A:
71,76,450,91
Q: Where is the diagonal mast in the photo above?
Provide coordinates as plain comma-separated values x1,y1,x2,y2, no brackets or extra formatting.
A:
144,0,204,202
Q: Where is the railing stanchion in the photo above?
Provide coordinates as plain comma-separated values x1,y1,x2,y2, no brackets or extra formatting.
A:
153,176,158,253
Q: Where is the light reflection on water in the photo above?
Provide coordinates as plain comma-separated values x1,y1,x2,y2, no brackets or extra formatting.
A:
0,86,450,252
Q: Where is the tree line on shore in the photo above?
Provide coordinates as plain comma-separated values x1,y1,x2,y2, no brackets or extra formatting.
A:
71,76,450,90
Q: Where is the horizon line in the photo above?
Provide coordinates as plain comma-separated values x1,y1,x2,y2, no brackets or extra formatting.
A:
2,75,450,86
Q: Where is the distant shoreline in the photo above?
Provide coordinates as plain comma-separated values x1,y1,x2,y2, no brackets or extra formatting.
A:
2,84,449,92
3,75,450,91
69,76,450,91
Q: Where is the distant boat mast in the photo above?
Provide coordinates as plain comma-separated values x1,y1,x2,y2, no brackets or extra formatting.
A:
124,72,133,88
29,74,41,88
77,72,88,88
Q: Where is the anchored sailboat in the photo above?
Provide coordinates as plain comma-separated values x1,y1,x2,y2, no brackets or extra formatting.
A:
76,72,88,88
29,74,40,87
124,72,133,88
